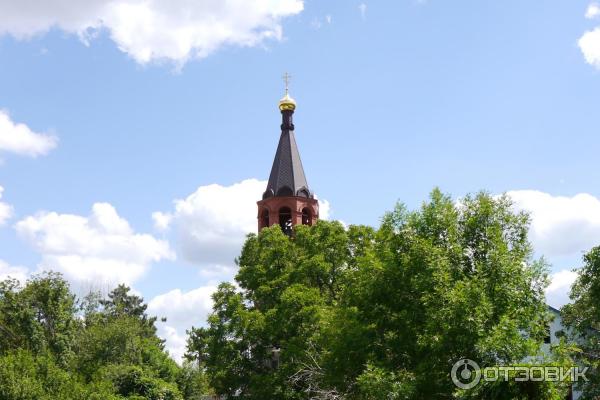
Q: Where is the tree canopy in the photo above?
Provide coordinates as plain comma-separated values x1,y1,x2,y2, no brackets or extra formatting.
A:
0,189,582,399
187,189,570,399
562,246,600,399
0,274,209,399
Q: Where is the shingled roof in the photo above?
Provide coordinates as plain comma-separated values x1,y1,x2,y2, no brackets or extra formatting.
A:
263,125,312,200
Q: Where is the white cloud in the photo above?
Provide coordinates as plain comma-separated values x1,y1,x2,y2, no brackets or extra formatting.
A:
152,211,172,231
148,285,216,362
580,3,600,69
160,179,264,267
546,269,578,309
0,186,13,225
359,3,367,19
579,27,600,69
316,197,331,220
0,260,28,283
508,190,600,257
156,179,331,270
0,0,304,65
0,110,57,158
15,203,173,286
586,3,600,19
196,264,238,284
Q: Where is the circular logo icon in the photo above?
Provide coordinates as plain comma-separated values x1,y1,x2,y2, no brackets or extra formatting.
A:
451,359,481,389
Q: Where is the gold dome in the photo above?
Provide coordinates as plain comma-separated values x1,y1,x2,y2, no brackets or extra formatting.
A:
279,92,296,111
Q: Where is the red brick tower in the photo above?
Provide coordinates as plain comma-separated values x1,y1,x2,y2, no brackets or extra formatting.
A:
257,75,319,235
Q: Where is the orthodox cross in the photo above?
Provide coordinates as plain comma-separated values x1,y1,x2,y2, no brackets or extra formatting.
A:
282,72,292,94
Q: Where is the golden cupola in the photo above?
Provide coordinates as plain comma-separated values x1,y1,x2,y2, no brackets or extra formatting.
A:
278,72,296,111
279,92,296,111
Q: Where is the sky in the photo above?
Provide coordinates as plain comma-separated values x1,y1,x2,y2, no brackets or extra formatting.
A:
1,0,600,360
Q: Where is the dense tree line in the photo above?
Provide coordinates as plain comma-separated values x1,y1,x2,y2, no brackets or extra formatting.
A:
186,190,577,399
3,189,600,399
0,274,210,399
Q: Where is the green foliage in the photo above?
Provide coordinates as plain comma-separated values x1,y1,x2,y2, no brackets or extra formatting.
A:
104,364,182,400
75,314,179,383
363,191,554,397
0,189,579,399
457,376,567,400
0,349,117,400
562,246,600,399
176,361,212,400
0,272,77,366
100,284,149,319
188,189,567,399
0,273,207,399
355,364,415,399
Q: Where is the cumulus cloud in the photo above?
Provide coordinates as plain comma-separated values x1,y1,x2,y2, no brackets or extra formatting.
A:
317,197,331,221
546,269,578,309
155,179,330,270
0,110,57,158
15,203,173,287
586,2,600,19
508,190,600,257
579,28,600,69
148,286,216,362
0,0,304,65
152,211,172,231
0,260,28,283
0,186,13,225
155,179,265,267
580,4,600,69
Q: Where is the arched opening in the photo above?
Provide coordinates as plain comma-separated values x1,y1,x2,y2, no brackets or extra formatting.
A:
261,209,270,229
279,207,293,236
302,207,312,226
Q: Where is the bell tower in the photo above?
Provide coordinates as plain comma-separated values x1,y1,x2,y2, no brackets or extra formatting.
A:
257,74,319,235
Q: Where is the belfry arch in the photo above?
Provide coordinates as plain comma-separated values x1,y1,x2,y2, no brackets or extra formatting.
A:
302,207,312,226
279,207,293,235
259,208,270,230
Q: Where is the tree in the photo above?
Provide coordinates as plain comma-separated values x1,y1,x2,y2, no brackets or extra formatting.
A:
103,364,182,400
0,273,204,399
0,349,117,400
188,222,348,399
75,285,182,396
100,284,149,320
562,246,600,399
347,190,557,398
188,189,566,399
176,361,212,400
0,272,78,366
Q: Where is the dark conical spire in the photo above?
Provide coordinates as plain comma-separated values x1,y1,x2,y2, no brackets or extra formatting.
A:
262,83,312,200
257,75,319,233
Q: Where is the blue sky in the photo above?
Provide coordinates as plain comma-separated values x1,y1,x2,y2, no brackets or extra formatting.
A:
1,0,600,359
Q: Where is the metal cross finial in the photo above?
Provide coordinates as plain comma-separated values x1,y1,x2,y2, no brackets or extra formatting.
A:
282,72,292,94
